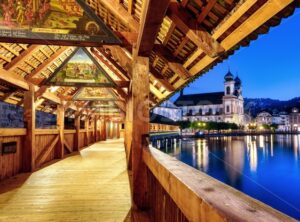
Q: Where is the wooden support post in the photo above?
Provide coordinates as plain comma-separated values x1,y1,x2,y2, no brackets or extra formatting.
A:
74,113,80,151
131,55,150,210
101,118,107,141
23,84,36,172
56,105,65,158
125,90,133,169
94,116,98,142
117,123,121,139
85,116,90,145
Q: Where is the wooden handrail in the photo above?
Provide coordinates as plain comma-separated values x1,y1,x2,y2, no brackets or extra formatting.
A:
143,147,295,222
64,130,76,134
35,129,59,135
0,128,26,136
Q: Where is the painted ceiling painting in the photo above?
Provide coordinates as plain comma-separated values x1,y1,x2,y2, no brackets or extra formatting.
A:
95,107,120,114
89,100,117,108
45,47,115,87
73,87,117,101
0,0,120,45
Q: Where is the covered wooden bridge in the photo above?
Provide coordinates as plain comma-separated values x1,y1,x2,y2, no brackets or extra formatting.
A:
0,0,299,221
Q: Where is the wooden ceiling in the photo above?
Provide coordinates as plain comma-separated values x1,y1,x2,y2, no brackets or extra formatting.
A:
0,0,298,116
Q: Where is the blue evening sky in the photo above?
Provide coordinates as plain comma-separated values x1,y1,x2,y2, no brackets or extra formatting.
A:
171,8,300,101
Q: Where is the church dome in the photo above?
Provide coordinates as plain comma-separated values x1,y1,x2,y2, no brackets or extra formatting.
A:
234,76,241,86
224,71,234,81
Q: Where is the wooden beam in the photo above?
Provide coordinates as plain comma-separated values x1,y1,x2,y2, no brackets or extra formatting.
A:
128,0,134,14
149,67,175,92
0,43,19,56
0,68,63,105
35,136,59,167
189,0,292,75
23,84,36,172
4,45,39,70
25,46,70,80
115,80,130,88
162,21,176,45
197,0,217,23
35,85,48,100
131,52,150,210
135,0,170,56
0,68,30,90
91,47,129,80
64,139,72,153
153,45,190,79
2,91,15,102
103,46,132,77
167,2,224,58
98,0,139,32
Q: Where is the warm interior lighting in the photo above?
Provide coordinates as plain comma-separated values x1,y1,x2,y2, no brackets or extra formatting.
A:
50,86,59,93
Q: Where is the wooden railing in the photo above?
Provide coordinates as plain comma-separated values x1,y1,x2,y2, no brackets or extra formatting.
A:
150,123,179,132
0,128,98,181
0,129,25,181
143,147,295,222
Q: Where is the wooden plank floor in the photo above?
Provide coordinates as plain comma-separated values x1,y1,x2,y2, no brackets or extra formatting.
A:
0,139,132,222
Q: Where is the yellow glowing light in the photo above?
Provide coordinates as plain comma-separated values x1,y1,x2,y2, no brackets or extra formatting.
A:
50,86,59,93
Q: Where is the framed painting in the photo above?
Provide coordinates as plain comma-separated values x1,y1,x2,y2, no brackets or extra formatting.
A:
0,0,121,45
44,47,116,87
73,87,117,101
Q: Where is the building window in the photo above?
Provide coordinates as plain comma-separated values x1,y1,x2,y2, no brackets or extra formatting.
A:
199,108,202,115
226,105,230,113
226,86,231,95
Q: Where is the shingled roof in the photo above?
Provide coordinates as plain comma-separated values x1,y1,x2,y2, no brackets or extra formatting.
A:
174,92,224,106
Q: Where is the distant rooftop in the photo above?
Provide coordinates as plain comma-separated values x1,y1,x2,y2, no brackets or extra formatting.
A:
174,92,224,106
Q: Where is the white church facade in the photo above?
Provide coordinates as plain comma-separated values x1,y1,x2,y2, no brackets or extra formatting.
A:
174,71,244,125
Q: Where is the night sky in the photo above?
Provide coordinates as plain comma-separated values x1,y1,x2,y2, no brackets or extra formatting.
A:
171,8,300,101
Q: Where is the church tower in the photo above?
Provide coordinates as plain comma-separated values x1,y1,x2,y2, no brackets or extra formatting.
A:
223,71,244,125
224,70,235,96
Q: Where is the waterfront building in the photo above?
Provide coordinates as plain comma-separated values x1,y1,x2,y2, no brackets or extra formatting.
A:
174,71,244,125
272,112,290,131
152,100,182,121
289,108,300,131
255,111,273,125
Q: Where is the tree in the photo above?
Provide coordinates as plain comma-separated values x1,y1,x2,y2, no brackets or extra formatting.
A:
177,120,191,134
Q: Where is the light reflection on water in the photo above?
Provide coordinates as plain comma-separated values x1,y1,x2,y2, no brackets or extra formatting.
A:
153,135,300,220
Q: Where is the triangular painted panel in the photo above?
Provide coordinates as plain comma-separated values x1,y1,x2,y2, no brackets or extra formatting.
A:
45,48,116,87
95,107,120,113
73,87,117,101
0,0,120,45
89,101,117,108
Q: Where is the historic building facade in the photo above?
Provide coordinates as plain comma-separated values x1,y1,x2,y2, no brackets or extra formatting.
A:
289,108,300,131
152,100,182,121
174,71,244,125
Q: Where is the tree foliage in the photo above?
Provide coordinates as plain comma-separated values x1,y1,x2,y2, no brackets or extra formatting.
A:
190,121,239,131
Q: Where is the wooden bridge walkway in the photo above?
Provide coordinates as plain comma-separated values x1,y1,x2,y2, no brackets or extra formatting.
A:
0,139,131,222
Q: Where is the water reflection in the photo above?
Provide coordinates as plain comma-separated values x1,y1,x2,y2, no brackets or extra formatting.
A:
154,134,300,220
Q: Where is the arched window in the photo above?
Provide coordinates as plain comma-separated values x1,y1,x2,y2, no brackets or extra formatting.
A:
199,108,202,115
226,105,230,113
226,86,231,95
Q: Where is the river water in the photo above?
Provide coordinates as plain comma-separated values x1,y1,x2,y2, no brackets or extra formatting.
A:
154,134,300,220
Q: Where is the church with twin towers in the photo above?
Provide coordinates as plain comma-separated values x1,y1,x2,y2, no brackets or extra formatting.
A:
174,70,245,125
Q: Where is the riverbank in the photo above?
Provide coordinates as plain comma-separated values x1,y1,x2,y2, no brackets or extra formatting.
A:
185,131,300,138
